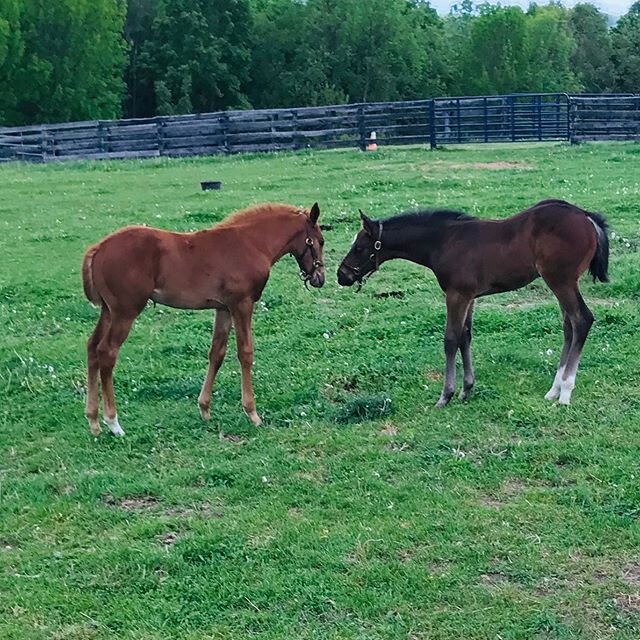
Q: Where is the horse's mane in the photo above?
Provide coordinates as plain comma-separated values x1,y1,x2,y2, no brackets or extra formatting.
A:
216,202,306,228
382,208,474,229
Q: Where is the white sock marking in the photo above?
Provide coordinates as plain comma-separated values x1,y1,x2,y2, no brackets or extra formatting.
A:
104,415,125,436
545,367,565,401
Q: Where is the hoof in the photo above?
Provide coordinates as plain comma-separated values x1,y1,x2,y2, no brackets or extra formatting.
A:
544,388,560,401
458,387,474,402
104,415,125,437
198,404,211,421
434,397,451,409
244,410,262,426
557,394,571,406
88,420,102,437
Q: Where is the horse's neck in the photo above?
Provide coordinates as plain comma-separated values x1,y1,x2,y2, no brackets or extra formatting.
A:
238,213,302,265
385,224,442,269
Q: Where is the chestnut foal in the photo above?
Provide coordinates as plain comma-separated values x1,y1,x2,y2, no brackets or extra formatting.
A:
338,199,609,407
82,203,325,436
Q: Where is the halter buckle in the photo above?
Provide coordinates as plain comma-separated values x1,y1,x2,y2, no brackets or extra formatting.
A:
374,240,382,251
306,237,314,246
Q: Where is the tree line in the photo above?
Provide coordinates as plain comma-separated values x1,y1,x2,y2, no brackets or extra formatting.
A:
1,0,639,127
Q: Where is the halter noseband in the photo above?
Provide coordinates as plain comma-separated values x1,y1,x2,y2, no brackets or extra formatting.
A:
296,236,323,288
345,221,383,290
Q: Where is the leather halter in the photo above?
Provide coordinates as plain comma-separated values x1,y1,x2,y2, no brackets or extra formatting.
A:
344,221,383,289
297,236,323,287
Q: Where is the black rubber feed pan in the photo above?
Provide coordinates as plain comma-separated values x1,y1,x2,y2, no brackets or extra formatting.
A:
201,181,222,191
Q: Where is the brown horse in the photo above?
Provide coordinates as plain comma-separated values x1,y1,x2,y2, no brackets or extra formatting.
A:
337,199,609,407
82,202,325,436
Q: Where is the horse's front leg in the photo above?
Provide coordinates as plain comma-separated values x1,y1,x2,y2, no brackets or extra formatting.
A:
231,300,262,426
436,291,473,408
198,309,232,420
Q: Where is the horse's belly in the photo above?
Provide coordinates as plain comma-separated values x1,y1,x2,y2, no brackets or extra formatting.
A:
150,288,227,310
480,269,539,296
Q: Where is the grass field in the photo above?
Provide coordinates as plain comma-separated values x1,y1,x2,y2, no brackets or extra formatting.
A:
1,142,640,639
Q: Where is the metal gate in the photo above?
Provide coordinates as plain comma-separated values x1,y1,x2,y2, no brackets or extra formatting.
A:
431,94,570,146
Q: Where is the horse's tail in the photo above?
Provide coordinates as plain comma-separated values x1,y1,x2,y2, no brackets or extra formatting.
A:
82,244,102,304
586,211,609,283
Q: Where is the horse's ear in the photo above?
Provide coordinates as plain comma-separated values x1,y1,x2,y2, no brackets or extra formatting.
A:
359,209,376,236
309,202,320,225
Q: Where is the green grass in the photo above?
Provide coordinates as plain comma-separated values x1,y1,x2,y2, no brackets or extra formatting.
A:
1,142,640,639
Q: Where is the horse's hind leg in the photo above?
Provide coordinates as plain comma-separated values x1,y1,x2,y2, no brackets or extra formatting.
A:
544,312,573,401
436,292,473,408
85,306,109,435
544,280,594,405
458,301,475,401
198,309,232,421
97,311,137,436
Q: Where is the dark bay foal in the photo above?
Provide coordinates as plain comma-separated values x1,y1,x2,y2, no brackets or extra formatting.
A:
337,199,609,406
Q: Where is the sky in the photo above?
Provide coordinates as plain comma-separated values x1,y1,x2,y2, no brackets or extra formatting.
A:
430,0,635,17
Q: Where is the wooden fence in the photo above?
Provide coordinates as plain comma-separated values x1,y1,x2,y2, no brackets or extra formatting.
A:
0,93,638,163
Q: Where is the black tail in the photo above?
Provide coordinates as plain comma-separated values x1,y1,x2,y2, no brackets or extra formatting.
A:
586,211,609,283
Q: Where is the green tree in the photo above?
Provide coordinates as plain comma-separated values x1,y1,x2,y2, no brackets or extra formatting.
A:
524,4,579,92
248,0,326,108
459,5,529,94
124,0,158,118
443,0,477,95
12,0,127,125
611,1,640,92
0,0,23,124
569,3,614,92
137,0,253,116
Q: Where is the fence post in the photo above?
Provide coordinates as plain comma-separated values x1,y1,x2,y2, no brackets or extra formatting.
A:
510,96,515,142
483,97,488,143
358,105,366,151
97,121,105,154
221,113,230,154
568,97,577,144
156,117,165,156
292,109,299,150
39,126,52,161
537,95,542,141
429,100,436,149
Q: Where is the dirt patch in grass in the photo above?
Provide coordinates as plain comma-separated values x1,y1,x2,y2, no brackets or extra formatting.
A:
479,496,503,509
379,423,398,436
614,593,640,613
622,562,640,587
428,161,535,171
294,466,327,484
479,297,615,311
102,494,222,518
480,572,510,588
218,431,245,444
479,478,527,509
157,531,179,547
429,561,451,576
102,494,159,511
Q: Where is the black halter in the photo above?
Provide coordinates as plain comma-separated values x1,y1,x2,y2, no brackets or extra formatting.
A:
296,236,323,288
345,221,383,290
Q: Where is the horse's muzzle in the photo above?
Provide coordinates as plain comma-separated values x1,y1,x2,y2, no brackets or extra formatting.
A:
309,269,325,288
337,264,356,286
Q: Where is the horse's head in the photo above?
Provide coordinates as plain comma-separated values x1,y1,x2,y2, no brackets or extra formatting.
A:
292,202,325,288
337,209,383,286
